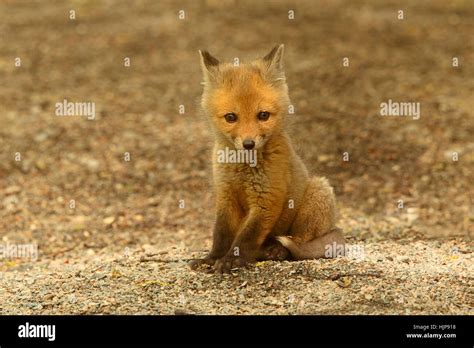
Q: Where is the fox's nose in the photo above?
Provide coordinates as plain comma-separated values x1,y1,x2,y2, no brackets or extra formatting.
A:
243,139,255,150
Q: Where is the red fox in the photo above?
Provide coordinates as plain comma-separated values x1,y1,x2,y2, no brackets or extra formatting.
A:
190,45,345,273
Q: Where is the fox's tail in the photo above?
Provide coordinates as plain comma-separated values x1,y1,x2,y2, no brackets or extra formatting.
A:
276,228,345,260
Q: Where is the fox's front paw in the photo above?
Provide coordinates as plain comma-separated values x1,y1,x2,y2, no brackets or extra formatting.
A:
214,255,251,273
189,256,217,270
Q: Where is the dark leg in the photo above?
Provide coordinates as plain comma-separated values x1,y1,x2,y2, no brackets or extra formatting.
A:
190,198,242,270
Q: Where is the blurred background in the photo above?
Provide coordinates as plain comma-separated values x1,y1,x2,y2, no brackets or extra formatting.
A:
0,0,473,259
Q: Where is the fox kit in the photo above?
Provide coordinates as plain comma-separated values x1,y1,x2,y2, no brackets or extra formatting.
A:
191,45,345,273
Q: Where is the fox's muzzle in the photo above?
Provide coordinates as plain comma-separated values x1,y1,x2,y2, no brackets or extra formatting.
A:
242,139,255,149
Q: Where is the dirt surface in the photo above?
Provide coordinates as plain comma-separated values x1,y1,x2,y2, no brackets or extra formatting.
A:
0,0,472,315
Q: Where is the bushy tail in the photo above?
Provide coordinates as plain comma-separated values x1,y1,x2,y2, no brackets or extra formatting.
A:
276,228,345,260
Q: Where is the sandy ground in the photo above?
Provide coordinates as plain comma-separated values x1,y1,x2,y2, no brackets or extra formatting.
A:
0,0,473,314
0,239,472,314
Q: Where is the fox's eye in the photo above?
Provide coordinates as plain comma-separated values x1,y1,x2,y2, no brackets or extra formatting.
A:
224,113,237,123
257,111,270,121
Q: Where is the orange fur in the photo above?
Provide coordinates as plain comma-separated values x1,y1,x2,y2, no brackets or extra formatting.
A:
190,45,345,273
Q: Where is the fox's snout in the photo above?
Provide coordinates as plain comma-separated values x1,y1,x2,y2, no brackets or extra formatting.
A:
234,135,265,150
242,139,255,150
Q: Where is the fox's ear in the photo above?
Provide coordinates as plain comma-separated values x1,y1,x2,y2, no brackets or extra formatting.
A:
263,44,284,69
261,44,285,84
199,50,220,83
